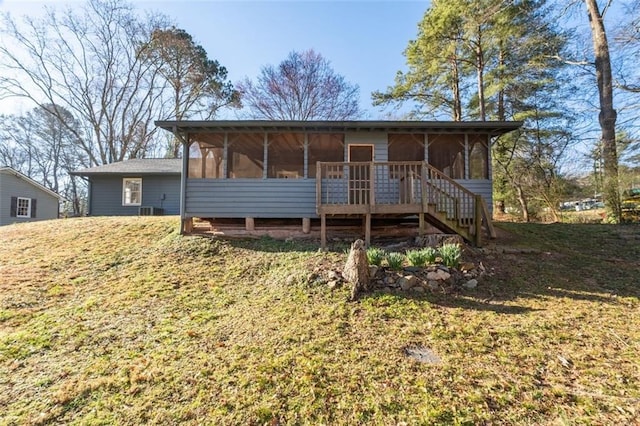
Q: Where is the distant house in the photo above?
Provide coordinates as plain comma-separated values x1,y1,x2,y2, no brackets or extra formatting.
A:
0,167,62,226
154,120,522,246
71,159,181,216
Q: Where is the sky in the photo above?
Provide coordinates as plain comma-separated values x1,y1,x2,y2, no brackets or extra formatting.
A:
0,0,431,118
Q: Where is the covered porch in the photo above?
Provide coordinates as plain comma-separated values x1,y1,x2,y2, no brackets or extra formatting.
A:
316,161,495,248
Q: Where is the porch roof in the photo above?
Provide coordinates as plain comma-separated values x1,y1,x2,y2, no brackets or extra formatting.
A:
155,120,522,137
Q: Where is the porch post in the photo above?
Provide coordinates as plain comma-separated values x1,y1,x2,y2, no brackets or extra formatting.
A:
364,213,371,247
178,128,189,234
320,213,327,250
474,194,483,247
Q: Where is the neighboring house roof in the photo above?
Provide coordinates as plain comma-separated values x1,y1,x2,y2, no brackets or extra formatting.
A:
155,120,523,137
0,166,62,200
71,158,182,176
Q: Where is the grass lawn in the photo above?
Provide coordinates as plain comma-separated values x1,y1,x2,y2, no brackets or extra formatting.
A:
1,217,639,425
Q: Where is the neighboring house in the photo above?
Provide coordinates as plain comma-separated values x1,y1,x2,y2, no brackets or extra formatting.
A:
0,166,61,226
155,120,522,246
71,159,181,216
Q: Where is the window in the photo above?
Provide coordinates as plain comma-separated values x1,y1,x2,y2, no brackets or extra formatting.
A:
268,133,304,178
189,134,225,178
428,134,465,179
123,178,142,206
16,197,31,218
228,133,264,178
308,134,344,178
469,137,488,179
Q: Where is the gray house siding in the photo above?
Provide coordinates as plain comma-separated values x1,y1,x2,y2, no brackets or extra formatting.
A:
0,172,59,225
89,175,180,216
185,179,316,218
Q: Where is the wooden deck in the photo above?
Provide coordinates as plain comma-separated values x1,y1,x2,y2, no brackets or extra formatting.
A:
316,161,493,248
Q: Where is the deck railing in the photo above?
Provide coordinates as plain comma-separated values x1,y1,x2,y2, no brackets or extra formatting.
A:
316,161,480,230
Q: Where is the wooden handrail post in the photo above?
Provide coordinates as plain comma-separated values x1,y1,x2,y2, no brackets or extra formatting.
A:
369,162,375,207
421,162,428,212
474,194,483,247
316,162,322,211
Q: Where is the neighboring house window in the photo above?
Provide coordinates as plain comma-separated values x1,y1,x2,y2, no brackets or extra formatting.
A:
122,178,142,206
308,134,344,178
10,196,36,218
16,197,31,218
189,134,224,178
268,133,304,179
228,133,264,178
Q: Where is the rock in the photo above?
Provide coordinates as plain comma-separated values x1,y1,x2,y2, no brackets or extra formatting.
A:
426,280,440,291
398,275,418,291
327,280,340,289
369,265,379,277
426,271,440,281
327,270,341,280
460,262,475,272
411,286,425,293
436,269,451,281
344,239,370,301
404,266,421,273
384,276,396,285
463,279,478,289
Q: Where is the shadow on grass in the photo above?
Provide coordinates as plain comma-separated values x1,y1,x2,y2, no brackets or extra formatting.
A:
359,290,539,314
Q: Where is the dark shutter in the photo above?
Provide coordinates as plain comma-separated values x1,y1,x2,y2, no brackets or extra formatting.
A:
31,198,37,218
10,196,17,217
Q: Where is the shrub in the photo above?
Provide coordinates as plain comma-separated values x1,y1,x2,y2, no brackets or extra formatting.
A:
366,247,386,266
386,252,405,271
439,243,461,268
420,247,438,265
406,247,437,267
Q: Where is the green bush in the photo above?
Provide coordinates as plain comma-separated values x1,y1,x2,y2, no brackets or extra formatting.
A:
438,243,461,268
386,252,405,271
406,247,437,267
366,247,386,266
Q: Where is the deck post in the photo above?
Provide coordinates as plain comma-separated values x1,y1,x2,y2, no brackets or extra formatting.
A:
474,195,483,247
420,162,428,211
302,218,311,234
369,162,375,207
418,213,425,236
320,214,326,250
364,213,371,247
183,217,193,233
246,217,255,231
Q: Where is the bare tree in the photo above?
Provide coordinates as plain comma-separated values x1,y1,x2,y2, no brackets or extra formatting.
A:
237,49,360,120
585,0,622,222
0,0,168,166
0,106,88,215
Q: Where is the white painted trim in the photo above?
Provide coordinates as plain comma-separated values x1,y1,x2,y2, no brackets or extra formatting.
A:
122,177,142,206
16,197,31,218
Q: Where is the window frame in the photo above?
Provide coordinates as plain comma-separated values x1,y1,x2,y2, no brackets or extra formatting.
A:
16,197,31,218
122,178,142,206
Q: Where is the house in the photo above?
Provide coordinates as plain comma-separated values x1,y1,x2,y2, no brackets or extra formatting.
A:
154,120,522,246
71,159,181,216
0,166,62,226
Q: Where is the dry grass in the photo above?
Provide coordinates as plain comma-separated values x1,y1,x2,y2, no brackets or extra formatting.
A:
1,217,639,425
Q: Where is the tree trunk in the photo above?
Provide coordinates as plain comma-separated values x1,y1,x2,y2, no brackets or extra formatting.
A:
343,239,370,301
515,185,530,222
476,27,486,121
585,0,621,222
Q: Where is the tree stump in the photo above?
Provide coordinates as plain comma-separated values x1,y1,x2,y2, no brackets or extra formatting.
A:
344,239,370,301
